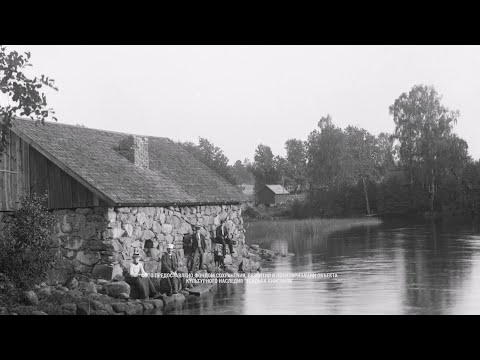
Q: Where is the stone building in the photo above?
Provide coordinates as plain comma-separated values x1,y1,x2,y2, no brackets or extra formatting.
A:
0,118,255,284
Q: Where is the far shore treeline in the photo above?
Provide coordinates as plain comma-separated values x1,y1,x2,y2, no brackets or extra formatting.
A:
179,84,480,219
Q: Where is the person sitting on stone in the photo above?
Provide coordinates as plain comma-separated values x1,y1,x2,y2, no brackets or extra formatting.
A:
127,249,161,300
215,219,235,258
160,243,178,296
190,225,207,274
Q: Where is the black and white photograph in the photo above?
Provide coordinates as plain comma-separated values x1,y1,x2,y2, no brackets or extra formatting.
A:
1,45,480,316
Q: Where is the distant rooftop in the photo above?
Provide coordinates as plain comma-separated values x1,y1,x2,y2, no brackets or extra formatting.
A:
264,184,289,195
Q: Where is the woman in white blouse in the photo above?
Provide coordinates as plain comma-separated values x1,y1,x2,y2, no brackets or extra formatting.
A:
127,250,161,299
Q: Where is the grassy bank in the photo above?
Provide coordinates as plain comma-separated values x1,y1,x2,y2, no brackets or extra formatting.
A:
244,217,382,244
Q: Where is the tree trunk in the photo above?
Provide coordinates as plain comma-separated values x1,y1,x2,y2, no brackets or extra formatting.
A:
431,170,435,214
362,177,371,215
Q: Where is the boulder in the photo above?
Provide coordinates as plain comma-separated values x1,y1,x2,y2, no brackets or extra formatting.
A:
141,302,154,311
61,303,77,315
77,226,97,240
76,250,101,266
72,259,92,273
162,224,172,234
56,285,69,292
104,281,131,298
171,293,185,303
118,293,130,300
124,224,134,237
92,264,123,281
136,212,147,226
37,286,52,298
76,302,92,315
145,207,156,216
92,310,110,315
142,230,155,241
24,291,39,306
60,222,72,234
125,302,143,315
76,208,93,215
66,277,79,289
111,303,127,313
161,294,175,306
79,281,97,295
73,214,87,230
144,299,163,309
133,227,143,240
159,213,166,224
31,311,48,315
69,289,84,298
112,274,125,282
91,300,107,311
107,211,117,222
63,236,84,251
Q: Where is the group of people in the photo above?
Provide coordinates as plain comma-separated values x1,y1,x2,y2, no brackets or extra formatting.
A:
187,218,236,274
125,218,237,299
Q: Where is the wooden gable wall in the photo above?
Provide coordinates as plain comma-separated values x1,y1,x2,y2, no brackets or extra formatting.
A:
0,129,106,211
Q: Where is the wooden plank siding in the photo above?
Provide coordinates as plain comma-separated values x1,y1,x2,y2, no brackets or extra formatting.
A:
0,129,29,211
0,129,103,211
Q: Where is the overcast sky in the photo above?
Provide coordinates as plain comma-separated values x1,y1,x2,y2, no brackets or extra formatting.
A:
5,45,480,164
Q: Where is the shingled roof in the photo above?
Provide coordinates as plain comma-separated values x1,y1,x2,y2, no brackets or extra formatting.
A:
264,185,289,195
11,118,246,206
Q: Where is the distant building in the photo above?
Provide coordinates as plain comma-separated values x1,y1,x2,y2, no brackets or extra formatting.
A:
257,184,290,205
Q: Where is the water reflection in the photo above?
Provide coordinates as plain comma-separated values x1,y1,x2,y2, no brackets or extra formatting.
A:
159,217,480,314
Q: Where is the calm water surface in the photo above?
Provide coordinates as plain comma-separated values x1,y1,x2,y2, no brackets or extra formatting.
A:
158,217,480,315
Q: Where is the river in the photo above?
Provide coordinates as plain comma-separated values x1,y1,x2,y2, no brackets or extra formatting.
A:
156,217,480,315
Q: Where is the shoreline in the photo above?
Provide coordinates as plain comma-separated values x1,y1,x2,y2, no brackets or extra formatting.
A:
0,216,381,315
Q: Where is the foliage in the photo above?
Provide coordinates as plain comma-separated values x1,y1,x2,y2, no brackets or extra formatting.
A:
242,205,266,220
306,115,347,191
0,45,58,153
231,159,254,185
389,84,462,212
284,139,307,193
376,132,397,178
251,144,282,196
177,137,237,185
0,193,57,293
343,126,380,214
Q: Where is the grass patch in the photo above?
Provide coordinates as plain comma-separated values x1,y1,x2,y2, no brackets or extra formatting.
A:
245,217,382,243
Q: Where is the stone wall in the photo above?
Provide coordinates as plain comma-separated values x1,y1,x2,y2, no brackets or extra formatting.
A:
30,203,258,285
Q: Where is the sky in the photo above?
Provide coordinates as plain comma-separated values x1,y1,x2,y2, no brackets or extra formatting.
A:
4,45,480,164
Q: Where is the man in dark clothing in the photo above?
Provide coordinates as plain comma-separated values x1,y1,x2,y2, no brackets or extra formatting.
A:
190,225,207,274
215,220,234,257
160,244,178,295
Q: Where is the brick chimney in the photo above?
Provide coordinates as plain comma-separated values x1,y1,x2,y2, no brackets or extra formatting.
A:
117,135,149,169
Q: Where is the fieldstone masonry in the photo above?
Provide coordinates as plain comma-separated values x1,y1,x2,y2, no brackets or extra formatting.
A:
11,204,260,285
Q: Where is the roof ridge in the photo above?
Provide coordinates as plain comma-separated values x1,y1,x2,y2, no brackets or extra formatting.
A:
12,116,171,141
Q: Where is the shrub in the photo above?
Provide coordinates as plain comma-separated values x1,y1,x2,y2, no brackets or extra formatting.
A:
242,205,265,220
0,193,57,293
